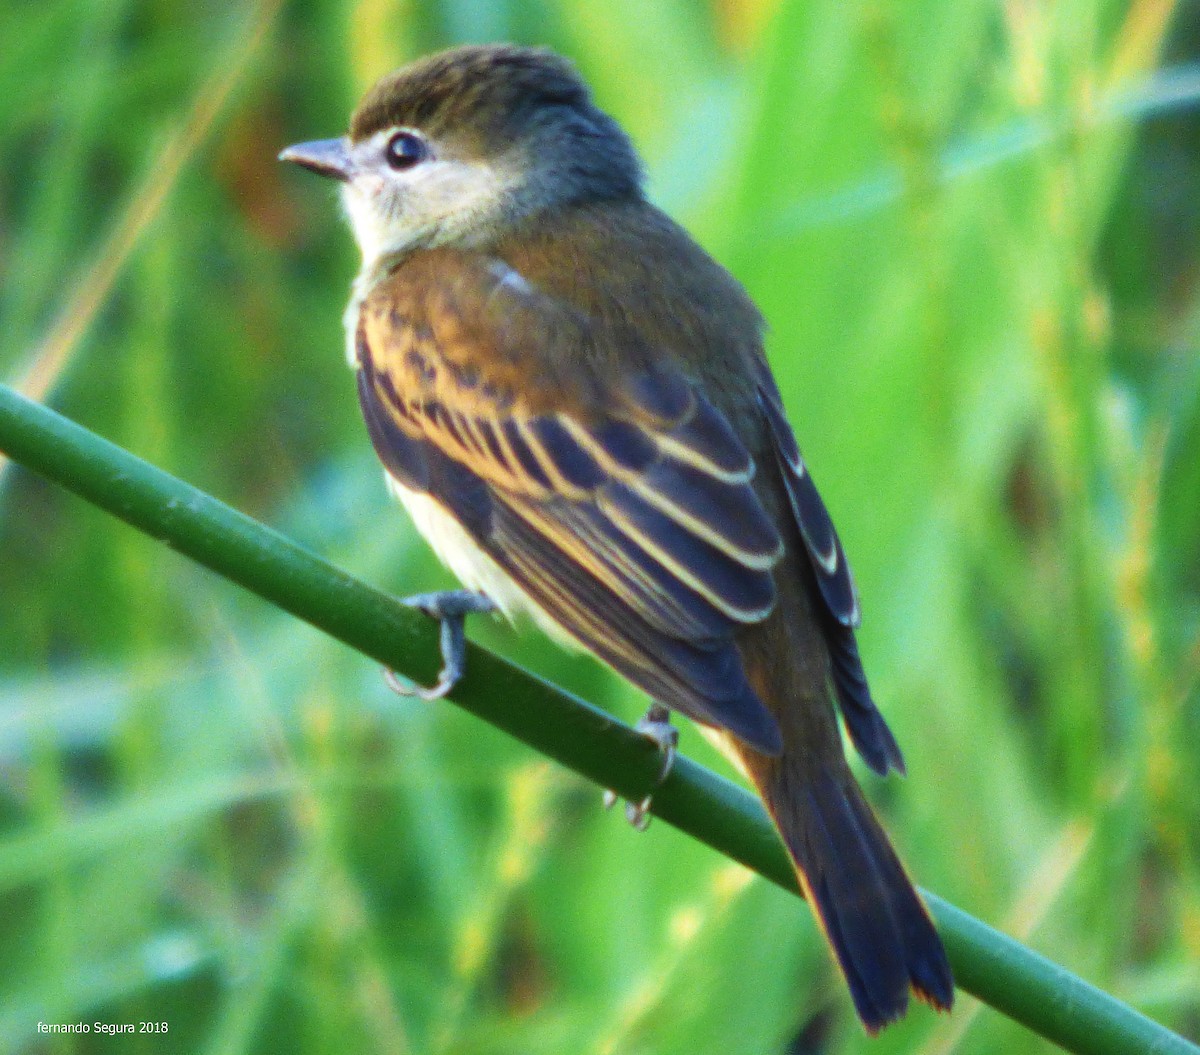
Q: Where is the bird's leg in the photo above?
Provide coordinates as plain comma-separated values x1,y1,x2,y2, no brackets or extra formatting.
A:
603,703,679,831
384,590,497,701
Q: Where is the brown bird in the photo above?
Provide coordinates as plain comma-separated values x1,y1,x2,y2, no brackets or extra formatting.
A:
280,43,953,1031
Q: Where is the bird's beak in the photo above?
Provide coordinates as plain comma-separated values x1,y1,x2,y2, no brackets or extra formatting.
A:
278,137,354,181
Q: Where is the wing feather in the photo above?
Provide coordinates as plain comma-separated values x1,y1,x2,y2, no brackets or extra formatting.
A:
355,251,786,752
493,500,783,753
751,358,905,775
753,363,861,628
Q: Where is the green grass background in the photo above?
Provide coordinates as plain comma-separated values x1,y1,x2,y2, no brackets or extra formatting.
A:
2,0,1199,1052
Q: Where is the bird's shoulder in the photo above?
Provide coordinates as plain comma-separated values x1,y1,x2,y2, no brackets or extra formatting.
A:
357,199,765,418
493,199,764,354
358,239,602,420
494,200,771,434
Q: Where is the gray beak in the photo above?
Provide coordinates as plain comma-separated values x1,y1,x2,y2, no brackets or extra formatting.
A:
278,137,353,181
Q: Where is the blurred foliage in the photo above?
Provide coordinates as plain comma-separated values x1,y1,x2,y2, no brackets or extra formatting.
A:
1,0,1199,1052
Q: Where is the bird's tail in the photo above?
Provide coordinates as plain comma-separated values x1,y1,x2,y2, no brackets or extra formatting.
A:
743,754,954,1032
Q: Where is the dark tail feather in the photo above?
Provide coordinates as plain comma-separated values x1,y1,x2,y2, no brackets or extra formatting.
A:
827,623,906,777
767,764,953,1031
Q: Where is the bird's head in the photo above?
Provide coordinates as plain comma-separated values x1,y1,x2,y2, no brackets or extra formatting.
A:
280,44,644,267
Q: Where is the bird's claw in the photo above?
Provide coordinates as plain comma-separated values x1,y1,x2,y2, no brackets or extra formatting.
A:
604,704,678,830
384,590,496,701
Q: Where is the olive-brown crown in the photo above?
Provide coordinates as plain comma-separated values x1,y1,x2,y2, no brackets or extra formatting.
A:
350,44,644,203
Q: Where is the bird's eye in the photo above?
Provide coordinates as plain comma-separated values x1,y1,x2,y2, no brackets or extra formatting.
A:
384,131,427,171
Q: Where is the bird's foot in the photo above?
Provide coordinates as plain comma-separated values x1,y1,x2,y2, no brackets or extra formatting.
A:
603,704,678,831
383,590,497,701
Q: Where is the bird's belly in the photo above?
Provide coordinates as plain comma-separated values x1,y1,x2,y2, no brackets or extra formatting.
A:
385,474,582,650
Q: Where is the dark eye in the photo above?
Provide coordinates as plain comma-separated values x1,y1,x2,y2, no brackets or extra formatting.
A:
384,131,427,171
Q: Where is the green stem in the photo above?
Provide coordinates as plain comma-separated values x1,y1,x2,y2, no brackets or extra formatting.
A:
0,384,1194,1055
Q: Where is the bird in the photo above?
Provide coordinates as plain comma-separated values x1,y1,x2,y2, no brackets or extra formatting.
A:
279,43,953,1032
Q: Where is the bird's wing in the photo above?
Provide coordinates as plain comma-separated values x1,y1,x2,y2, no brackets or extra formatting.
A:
750,358,905,775
751,359,861,628
356,250,785,754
